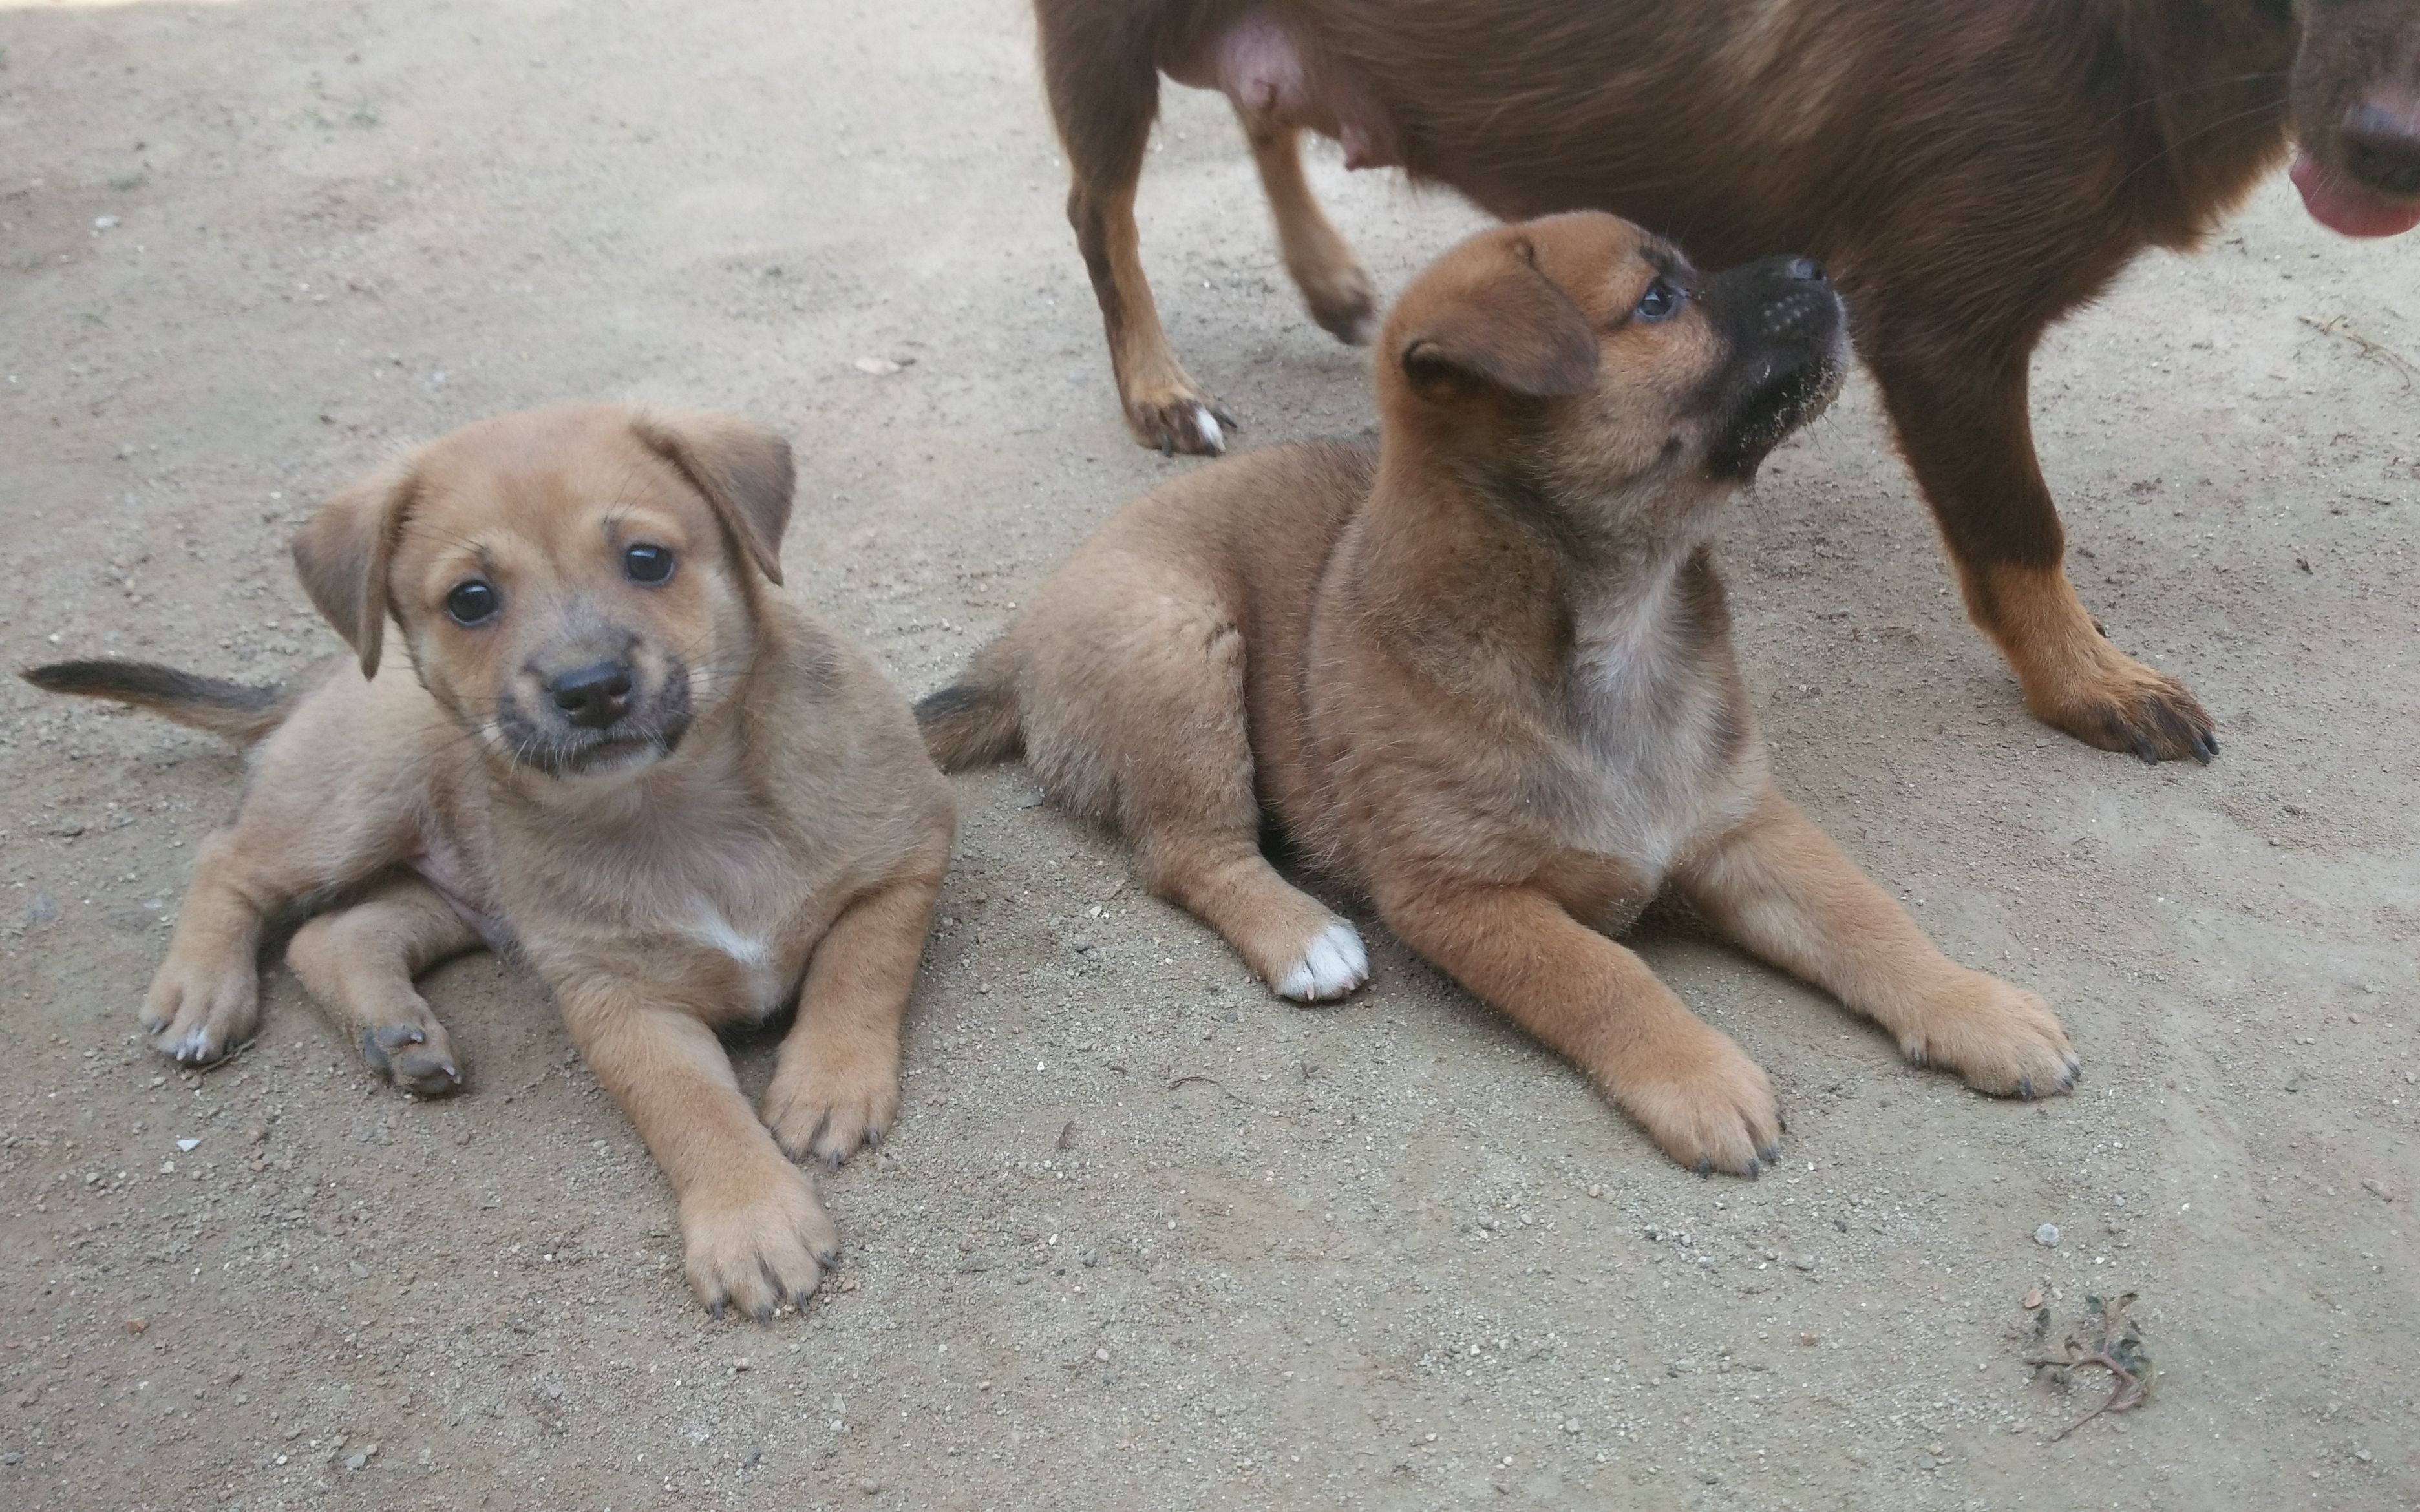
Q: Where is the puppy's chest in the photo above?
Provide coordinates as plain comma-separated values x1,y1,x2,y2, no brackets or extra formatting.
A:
1549,606,1756,890
660,891,809,1018
521,827,833,1019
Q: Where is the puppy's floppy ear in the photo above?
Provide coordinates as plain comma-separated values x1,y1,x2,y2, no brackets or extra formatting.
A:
630,411,795,586
1397,238,1600,401
291,457,419,680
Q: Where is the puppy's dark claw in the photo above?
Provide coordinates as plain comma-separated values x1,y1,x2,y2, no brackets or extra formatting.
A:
1694,1156,1712,1177
816,1246,842,1270
372,1023,427,1049
710,1300,727,1320
2018,1077,2035,1100
1757,1144,1781,1166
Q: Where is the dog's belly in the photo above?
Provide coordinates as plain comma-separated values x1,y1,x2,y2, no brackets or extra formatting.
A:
1169,10,1403,169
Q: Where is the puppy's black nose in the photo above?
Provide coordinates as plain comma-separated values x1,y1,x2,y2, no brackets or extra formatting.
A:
549,661,633,729
2344,101,2420,198
1787,257,1827,283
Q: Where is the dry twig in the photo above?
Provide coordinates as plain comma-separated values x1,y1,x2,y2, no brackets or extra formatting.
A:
2024,1291,2154,1440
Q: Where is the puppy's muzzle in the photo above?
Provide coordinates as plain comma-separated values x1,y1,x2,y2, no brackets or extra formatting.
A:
499,641,694,777
1702,255,1847,479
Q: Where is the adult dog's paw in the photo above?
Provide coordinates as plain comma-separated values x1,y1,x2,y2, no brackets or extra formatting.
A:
2028,642,2216,765
1123,384,1234,457
681,1165,839,1320
1902,971,2078,1100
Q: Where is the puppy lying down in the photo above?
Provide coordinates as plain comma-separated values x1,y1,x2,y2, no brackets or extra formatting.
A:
920,214,2077,1174
25,406,953,1315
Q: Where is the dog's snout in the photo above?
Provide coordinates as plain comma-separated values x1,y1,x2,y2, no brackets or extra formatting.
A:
1787,257,1826,284
548,660,634,729
2344,101,2420,198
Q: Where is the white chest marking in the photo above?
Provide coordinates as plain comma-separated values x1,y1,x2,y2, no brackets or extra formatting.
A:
1562,556,1744,879
684,900,785,1012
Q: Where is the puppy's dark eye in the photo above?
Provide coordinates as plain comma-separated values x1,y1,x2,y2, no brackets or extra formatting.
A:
1635,278,1685,323
622,543,675,585
445,580,498,626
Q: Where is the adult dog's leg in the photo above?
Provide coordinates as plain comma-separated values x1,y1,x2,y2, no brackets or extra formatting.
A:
1869,330,2216,762
761,846,949,1168
1673,786,2079,1098
1377,879,1779,1175
286,875,481,1097
1239,114,1377,345
557,974,837,1318
1038,0,1232,454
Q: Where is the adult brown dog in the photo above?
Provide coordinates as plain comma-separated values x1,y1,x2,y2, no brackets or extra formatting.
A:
1034,0,2420,763
23,406,954,1316
918,215,2076,1175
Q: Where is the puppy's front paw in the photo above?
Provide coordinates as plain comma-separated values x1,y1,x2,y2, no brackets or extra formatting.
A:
1611,1020,1783,1177
681,1165,839,1319
762,1053,899,1169
140,948,260,1065
1902,971,2077,1100
359,1016,463,1097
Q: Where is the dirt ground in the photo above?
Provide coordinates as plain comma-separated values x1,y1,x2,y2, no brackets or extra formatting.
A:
2,1,2417,1508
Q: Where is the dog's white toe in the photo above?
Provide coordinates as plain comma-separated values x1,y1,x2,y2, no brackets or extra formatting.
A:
1191,404,1225,455
1275,919,1368,1002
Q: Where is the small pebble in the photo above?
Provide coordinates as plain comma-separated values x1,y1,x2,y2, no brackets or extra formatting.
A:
176,1138,200,1153
1790,1254,1816,1272
1070,937,1092,954
2034,1224,2061,1248
858,1477,884,1495
123,1318,147,1336
2022,1288,2044,1310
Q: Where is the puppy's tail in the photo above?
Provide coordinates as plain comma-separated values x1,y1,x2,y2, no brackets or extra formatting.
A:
914,655,1023,771
20,660,298,748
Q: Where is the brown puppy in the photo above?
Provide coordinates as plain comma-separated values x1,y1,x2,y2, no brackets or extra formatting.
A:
919,215,2075,1173
23,406,954,1316
1032,0,2420,762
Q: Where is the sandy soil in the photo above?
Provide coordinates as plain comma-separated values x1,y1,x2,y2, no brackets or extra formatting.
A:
2,1,2417,1508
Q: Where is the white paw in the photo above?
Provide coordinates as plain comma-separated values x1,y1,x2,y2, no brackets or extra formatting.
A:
1190,404,1225,455
1275,919,1368,1002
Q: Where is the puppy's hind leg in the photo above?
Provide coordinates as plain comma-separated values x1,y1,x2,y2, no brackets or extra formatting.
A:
1240,115,1378,346
1673,786,2079,1099
1035,600,1363,1000
286,876,482,1097
1039,0,1232,455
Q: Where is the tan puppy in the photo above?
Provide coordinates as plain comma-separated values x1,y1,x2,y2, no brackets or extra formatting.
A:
23,405,954,1314
919,215,2076,1174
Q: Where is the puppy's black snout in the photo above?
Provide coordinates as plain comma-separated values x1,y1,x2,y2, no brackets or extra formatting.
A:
1787,257,1826,284
549,660,633,729
2344,102,2420,198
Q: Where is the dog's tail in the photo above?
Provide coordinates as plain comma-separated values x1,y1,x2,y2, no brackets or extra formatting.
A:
20,660,299,748
914,653,1023,771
